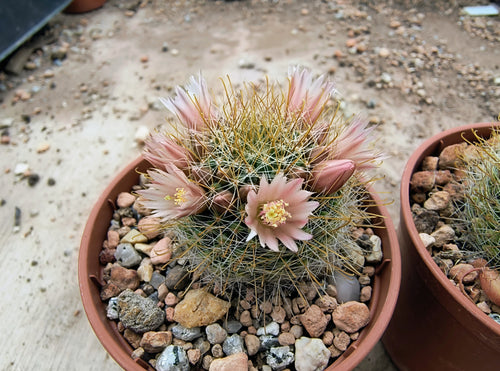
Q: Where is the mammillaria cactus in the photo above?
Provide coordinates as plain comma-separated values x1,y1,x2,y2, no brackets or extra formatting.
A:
458,129,500,267
454,128,500,305
137,67,383,296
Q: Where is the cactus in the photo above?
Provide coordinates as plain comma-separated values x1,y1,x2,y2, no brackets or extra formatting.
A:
137,68,383,295
458,128,500,267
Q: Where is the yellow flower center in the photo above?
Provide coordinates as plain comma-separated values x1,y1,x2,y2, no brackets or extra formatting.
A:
164,188,188,205
260,199,291,227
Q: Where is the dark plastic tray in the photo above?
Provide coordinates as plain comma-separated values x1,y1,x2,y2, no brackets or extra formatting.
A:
0,0,72,62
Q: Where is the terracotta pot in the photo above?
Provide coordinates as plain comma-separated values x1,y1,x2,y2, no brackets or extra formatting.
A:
64,0,106,14
382,122,500,370
79,156,401,370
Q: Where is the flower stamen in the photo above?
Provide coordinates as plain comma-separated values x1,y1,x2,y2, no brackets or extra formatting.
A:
174,187,187,205
260,200,291,227
164,187,188,205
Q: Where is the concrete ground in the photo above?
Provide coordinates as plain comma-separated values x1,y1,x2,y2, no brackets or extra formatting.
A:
0,0,498,370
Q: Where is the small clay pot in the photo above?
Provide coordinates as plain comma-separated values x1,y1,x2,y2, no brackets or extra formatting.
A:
64,0,106,14
383,122,500,371
79,156,401,370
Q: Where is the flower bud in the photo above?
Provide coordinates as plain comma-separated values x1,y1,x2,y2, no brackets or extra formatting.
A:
309,146,331,165
143,133,191,170
289,166,309,180
212,191,234,214
190,165,212,185
312,123,330,144
310,159,355,194
239,184,257,202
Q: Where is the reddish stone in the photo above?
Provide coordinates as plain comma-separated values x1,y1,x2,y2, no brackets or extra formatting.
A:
333,331,351,351
99,247,116,264
188,348,201,364
278,332,295,346
421,156,438,171
439,142,467,169
300,304,329,338
109,265,140,291
209,352,248,371
322,331,334,346
434,170,453,185
122,217,137,227
140,331,172,353
360,286,372,302
165,307,175,322
410,171,435,192
100,283,121,301
443,182,465,202
117,192,136,208
107,230,120,248
138,216,161,239
315,295,338,313
124,328,141,348
332,301,370,333
271,306,286,323
244,334,260,356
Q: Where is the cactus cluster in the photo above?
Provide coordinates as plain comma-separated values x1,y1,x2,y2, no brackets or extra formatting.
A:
458,128,500,268
137,67,382,295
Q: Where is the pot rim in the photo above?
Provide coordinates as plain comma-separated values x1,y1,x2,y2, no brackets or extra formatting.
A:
79,156,401,370
400,121,500,336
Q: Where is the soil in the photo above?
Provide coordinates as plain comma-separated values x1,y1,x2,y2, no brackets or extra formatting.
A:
0,0,499,370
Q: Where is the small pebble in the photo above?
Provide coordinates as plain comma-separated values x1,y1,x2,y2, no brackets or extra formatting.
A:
14,163,29,175
171,324,202,341
244,334,260,356
266,346,294,369
206,323,228,344
157,345,189,371
36,143,50,153
117,192,136,208
256,321,280,336
222,334,245,355
135,125,150,144
278,332,296,346
27,174,40,187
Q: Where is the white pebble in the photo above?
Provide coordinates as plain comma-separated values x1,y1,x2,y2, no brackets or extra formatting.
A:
294,337,330,371
14,163,29,175
419,233,435,248
256,321,280,336
365,235,383,263
134,125,150,145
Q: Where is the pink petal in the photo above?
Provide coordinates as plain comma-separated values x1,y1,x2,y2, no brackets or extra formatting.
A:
276,234,298,252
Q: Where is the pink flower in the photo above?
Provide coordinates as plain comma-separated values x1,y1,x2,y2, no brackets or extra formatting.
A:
333,118,381,170
310,159,356,195
244,174,319,253
137,165,206,222
160,74,215,132
287,66,336,124
143,132,192,170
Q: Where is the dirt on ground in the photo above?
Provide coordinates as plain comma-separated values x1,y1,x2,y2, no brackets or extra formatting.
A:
0,0,498,370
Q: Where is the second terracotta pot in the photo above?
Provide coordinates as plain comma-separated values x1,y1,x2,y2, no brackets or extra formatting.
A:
382,122,500,370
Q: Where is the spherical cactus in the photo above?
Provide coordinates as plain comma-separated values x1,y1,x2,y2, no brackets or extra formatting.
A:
137,67,383,295
458,128,500,267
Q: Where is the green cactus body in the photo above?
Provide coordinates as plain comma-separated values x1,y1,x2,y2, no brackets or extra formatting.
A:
140,72,382,296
